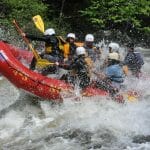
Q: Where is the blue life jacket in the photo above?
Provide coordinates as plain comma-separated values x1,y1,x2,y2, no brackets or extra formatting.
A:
105,64,125,83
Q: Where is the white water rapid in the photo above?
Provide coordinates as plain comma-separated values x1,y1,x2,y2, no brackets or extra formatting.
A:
0,46,150,150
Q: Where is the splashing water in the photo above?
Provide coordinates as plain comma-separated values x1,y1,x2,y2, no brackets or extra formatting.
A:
0,44,150,150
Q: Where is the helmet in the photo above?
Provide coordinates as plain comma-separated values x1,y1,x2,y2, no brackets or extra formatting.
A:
44,28,55,36
85,34,94,42
108,52,119,61
108,43,119,52
67,33,75,39
76,47,86,56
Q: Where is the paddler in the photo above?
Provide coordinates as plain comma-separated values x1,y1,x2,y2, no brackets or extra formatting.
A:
124,42,144,78
101,42,128,76
59,47,119,97
63,33,77,62
84,34,102,62
104,52,125,89
102,42,120,69
60,46,92,88
22,28,66,69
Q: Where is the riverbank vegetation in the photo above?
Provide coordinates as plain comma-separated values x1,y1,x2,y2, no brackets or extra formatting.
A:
0,0,149,46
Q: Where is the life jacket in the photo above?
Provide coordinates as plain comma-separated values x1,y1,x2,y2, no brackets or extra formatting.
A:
57,36,66,51
63,43,70,58
63,42,77,59
75,42,84,47
105,64,125,83
45,44,52,54
45,36,66,56
62,41,84,59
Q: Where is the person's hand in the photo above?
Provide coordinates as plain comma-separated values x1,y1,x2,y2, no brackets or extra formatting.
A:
64,58,68,62
21,33,26,37
55,62,59,66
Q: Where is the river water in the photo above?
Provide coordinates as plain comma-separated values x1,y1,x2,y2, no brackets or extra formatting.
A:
0,47,150,150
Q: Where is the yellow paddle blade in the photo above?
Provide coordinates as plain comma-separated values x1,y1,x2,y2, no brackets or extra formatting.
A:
123,93,138,102
36,59,55,68
33,15,44,33
127,95,137,102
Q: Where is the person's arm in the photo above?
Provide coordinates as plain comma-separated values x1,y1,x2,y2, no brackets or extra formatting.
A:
25,34,50,42
123,54,130,65
57,59,76,70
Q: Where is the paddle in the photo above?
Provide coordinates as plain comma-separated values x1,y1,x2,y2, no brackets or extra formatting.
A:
32,15,67,66
12,20,55,68
32,15,44,33
32,15,66,44
13,19,41,60
32,15,70,69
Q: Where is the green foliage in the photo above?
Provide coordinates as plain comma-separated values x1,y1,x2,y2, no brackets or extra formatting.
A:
141,27,150,35
0,0,48,44
0,0,149,44
0,0,70,39
80,0,150,33
0,0,48,26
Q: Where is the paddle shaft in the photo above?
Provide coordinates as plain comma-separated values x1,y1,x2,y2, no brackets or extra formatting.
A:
13,20,41,60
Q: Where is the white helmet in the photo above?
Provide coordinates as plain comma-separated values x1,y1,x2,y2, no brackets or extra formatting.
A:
108,52,119,61
108,43,119,51
85,34,94,42
44,28,55,36
76,47,86,56
67,33,75,39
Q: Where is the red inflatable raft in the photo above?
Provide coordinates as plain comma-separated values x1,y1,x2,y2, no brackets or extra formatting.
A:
0,41,108,102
